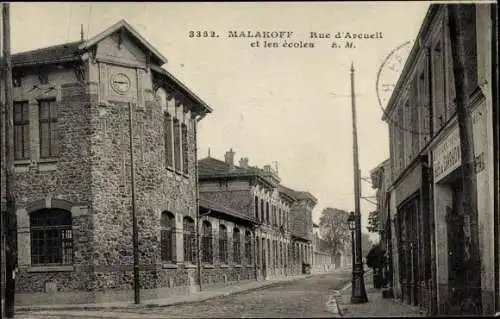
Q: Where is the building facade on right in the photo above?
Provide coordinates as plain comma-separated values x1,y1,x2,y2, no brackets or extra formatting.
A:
381,3,498,316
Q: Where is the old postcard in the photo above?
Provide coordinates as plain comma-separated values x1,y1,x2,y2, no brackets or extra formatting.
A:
1,1,498,318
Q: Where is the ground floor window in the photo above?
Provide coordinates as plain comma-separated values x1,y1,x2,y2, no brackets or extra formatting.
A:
183,217,196,263
30,208,72,265
202,221,213,263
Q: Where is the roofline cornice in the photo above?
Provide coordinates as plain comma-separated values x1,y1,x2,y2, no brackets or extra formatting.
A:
382,4,443,121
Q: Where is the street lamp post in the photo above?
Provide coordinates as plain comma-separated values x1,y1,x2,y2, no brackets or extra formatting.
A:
349,63,368,304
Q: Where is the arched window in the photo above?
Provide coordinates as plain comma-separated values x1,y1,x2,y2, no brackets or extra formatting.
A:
201,221,213,263
183,217,196,263
219,224,228,264
30,208,72,265
233,228,241,264
161,211,176,262
245,231,252,264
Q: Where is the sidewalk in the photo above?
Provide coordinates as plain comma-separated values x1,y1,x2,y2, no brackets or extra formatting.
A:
334,270,425,317
16,272,321,312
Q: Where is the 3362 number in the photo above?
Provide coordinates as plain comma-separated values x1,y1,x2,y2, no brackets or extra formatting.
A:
188,31,219,38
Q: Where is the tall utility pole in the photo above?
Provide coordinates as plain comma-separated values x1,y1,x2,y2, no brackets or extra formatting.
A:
350,63,368,304
2,3,16,318
128,102,140,304
447,4,482,314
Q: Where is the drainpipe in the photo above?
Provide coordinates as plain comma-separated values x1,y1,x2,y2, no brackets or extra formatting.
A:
194,113,205,292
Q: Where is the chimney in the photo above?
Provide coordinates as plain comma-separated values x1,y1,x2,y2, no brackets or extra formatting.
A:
224,148,235,167
239,157,249,169
263,164,271,173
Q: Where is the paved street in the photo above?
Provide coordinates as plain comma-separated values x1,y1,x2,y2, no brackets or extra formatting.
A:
16,269,352,318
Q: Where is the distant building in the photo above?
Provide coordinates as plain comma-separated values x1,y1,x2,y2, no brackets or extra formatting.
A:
312,223,335,273
198,149,319,279
1,20,212,306
370,159,392,291
198,150,294,280
278,185,316,274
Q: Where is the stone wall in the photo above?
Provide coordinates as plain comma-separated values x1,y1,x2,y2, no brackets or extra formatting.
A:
87,90,198,292
15,81,96,294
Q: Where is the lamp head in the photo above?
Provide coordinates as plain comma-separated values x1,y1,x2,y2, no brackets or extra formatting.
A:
348,211,356,231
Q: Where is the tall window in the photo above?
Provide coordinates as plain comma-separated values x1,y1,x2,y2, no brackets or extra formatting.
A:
410,80,420,157
245,231,252,264
432,40,446,131
275,241,279,267
161,211,176,262
183,217,196,264
260,199,264,222
173,119,181,171
233,228,241,264
266,202,270,224
14,101,30,160
254,196,259,220
181,123,188,174
274,206,278,226
397,107,405,173
164,113,174,168
39,99,58,158
219,224,228,264
418,67,431,146
30,208,72,265
201,221,213,263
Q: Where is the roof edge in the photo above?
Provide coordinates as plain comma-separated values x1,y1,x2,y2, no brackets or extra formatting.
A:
79,19,168,65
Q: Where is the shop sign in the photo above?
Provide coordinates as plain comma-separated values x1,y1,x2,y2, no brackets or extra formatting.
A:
433,129,461,182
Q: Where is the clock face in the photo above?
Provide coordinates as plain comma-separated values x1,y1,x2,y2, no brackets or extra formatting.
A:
376,40,414,112
110,73,131,95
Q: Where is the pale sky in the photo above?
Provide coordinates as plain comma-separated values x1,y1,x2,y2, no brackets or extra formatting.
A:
7,2,431,240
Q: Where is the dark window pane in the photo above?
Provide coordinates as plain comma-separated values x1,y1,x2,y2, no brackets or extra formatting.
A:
173,119,181,171
14,126,23,160
182,124,188,174
164,114,173,167
50,121,58,157
23,124,30,158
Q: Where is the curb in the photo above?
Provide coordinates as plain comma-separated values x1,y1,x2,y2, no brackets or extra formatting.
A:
17,274,316,312
331,269,373,317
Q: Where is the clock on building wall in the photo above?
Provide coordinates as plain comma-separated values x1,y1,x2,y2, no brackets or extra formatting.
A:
110,73,131,95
